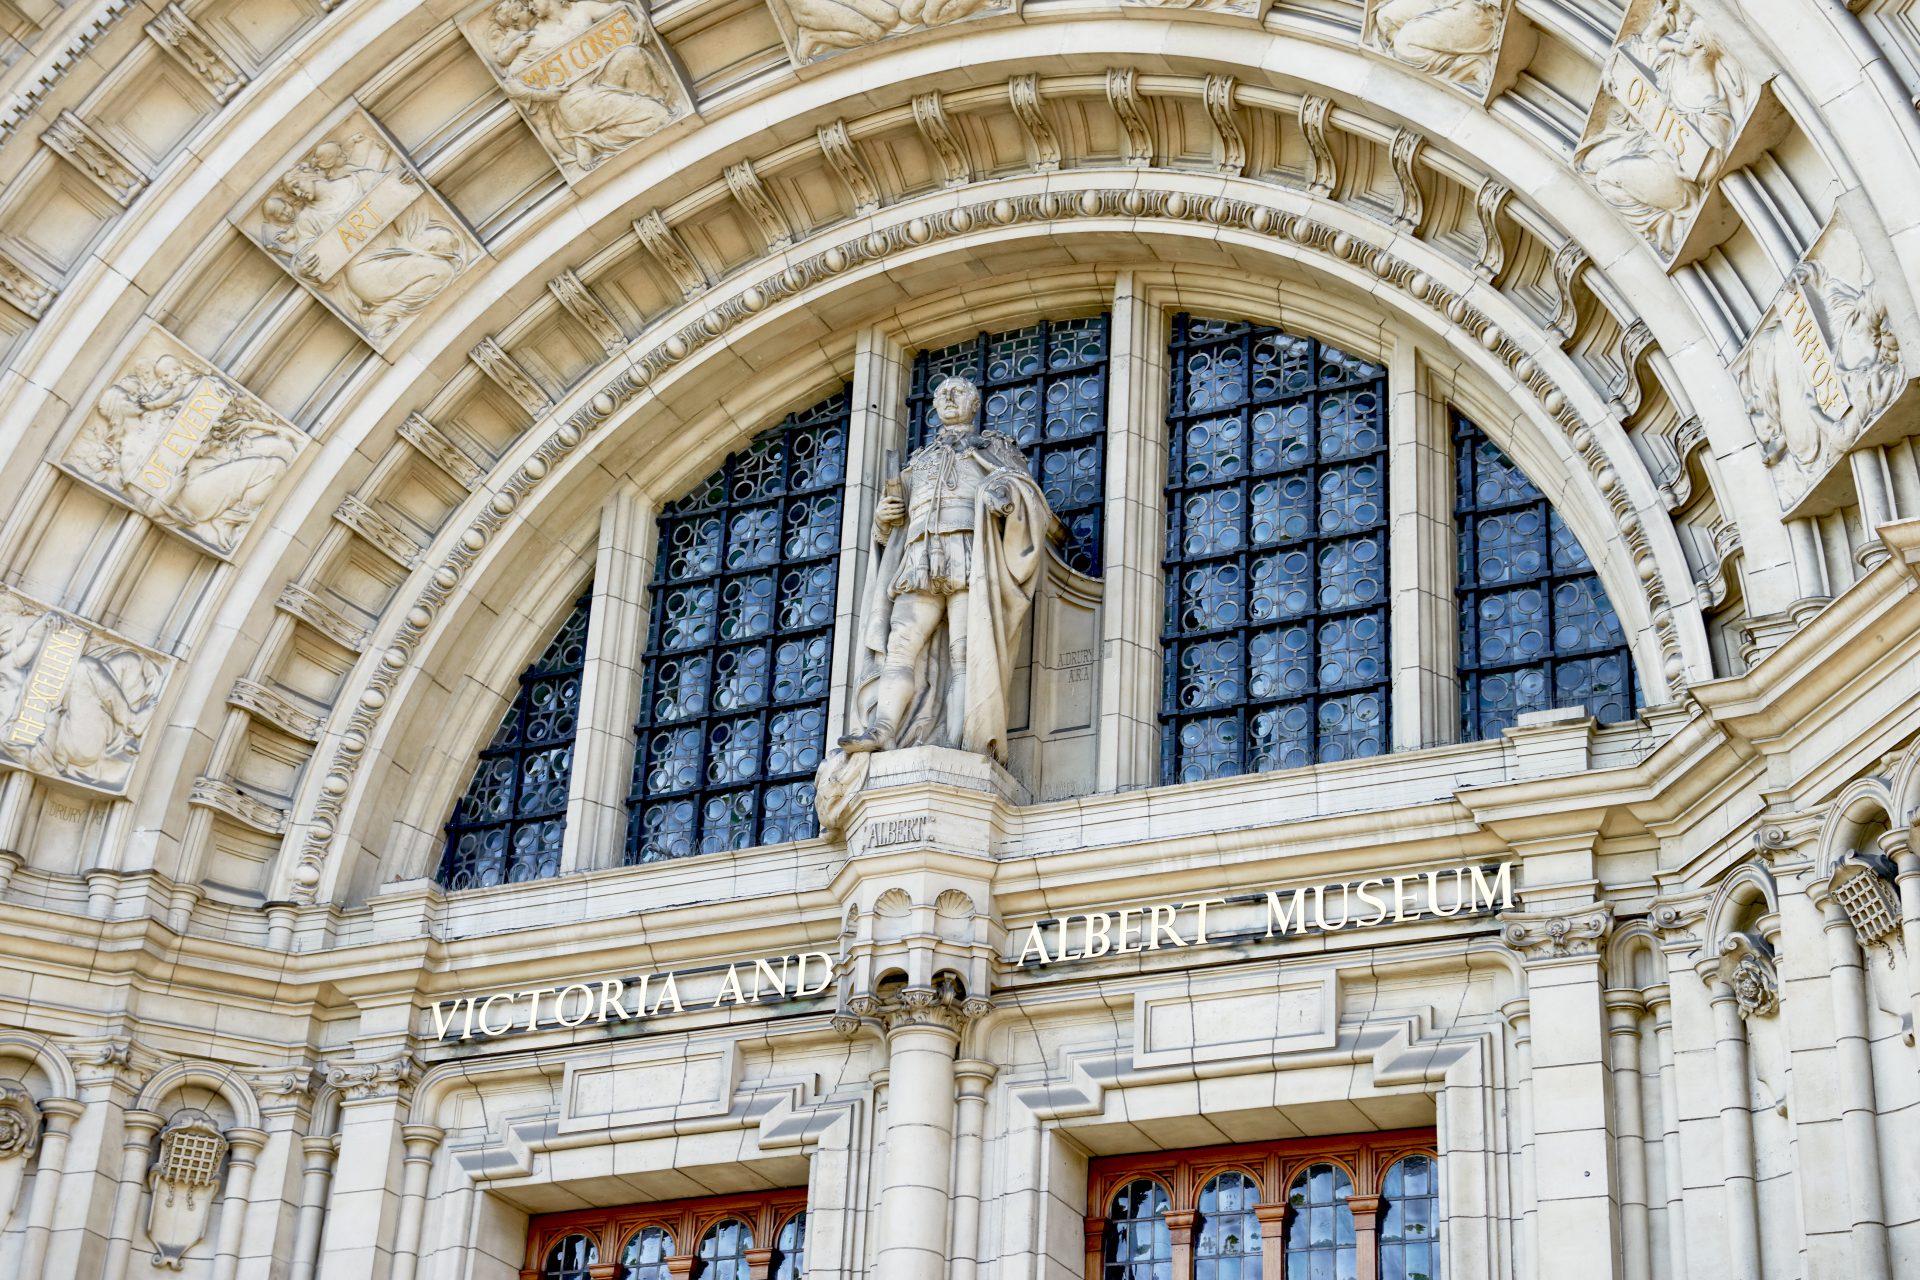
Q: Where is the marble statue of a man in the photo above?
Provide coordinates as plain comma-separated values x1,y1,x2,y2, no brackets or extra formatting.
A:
832,374,1058,765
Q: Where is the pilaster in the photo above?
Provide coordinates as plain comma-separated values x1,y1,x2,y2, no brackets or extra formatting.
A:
316,1054,419,1280
1388,326,1458,749
831,327,910,743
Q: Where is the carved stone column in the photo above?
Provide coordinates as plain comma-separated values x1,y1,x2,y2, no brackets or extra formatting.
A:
1641,982,1687,1280
1816,886,1893,1280
947,1060,996,1280
868,979,983,1280
210,1126,269,1280
1699,967,1763,1278
100,1108,164,1280
1498,997,1534,1280
289,1135,339,1280
316,1054,418,1280
387,1124,445,1280
1604,988,1652,1280
17,1095,84,1278
1499,904,1616,1280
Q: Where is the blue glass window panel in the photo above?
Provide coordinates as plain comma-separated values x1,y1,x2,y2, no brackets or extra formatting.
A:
439,591,593,891
1162,315,1391,784
1454,415,1638,740
625,389,850,861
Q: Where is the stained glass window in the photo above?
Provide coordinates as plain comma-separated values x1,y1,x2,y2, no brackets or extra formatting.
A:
625,390,849,862
908,315,1110,575
439,591,591,890
1102,1178,1174,1280
695,1218,754,1280
1162,315,1390,784
1283,1162,1356,1280
1380,1155,1440,1280
1454,416,1635,740
1196,1170,1262,1280
773,1212,807,1280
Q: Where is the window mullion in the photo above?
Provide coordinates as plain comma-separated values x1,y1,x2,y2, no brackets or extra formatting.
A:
1097,273,1168,792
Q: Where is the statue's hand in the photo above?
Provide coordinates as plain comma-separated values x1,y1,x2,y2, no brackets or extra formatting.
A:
982,479,1016,515
874,494,906,536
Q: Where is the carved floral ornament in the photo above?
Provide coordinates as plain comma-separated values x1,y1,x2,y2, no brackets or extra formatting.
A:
0,1077,39,1160
1500,904,1613,960
1713,932,1779,1020
279,181,1697,903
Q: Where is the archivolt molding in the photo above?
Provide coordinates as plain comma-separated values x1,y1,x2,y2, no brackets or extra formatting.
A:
281,171,1710,905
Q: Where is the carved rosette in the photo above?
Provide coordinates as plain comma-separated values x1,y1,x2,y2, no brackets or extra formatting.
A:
1712,933,1779,1020
0,1078,40,1161
1500,903,1614,960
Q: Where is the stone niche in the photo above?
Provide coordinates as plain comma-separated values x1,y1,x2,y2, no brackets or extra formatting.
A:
1005,554,1101,803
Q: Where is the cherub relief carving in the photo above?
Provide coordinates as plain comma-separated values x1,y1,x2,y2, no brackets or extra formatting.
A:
251,122,473,347
1365,0,1504,95
468,0,690,179
1575,0,1749,258
63,340,303,556
0,590,164,794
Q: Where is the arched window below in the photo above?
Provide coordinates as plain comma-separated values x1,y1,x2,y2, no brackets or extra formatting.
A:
696,1217,754,1280
1162,315,1389,784
543,1234,598,1280
1196,1170,1262,1279
1283,1161,1355,1280
1102,1177,1173,1279
1453,414,1636,739
438,589,591,889
625,390,850,862
773,1211,807,1279
620,1226,674,1280
1380,1155,1440,1280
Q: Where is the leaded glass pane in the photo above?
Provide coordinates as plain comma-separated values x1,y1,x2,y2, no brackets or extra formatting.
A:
1283,1162,1355,1280
1380,1156,1440,1280
439,591,592,891
908,316,1110,574
544,1234,598,1280
619,1226,674,1280
1102,1178,1173,1280
625,389,850,862
773,1212,807,1280
696,1219,754,1280
1197,1170,1263,1280
1454,416,1636,740
1162,315,1390,784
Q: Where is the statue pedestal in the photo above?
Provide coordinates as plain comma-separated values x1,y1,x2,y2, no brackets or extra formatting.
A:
814,744,1028,845
858,745,1030,805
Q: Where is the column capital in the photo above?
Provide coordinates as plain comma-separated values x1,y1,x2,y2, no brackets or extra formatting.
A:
1642,982,1672,1023
1603,987,1647,1030
1500,902,1612,962
955,1059,998,1094
325,1053,418,1105
122,1108,166,1141
400,1124,445,1158
861,973,987,1038
299,1134,339,1169
1498,996,1530,1039
38,1095,85,1131
225,1125,270,1161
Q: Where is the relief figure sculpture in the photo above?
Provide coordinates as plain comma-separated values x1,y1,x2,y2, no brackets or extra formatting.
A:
816,376,1057,826
1574,0,1747,258
66,352,303,555
778,0,1004,63
480,0,687,176
1367,0,1503,93
258,130,469,345
0,592,164,793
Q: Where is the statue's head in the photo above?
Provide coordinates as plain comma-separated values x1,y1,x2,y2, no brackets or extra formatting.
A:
931,376,981,432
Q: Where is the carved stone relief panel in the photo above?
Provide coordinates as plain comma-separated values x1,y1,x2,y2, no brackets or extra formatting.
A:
458,0,695,184
1573,0,1773,264
1122,0,1264,17
0,587,169,794
1362,0,1516,99
57,326,305,558
1732,219,1908,513
765,0,1018,65
146,1108,227,1270
232,106,482,353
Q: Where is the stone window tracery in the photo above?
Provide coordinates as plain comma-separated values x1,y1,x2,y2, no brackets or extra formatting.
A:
1161,315,1390,784
438,590,592,890
1088,1132,1435,1280
625,389,850,862
1454,415,1635,739
908,315,1111,575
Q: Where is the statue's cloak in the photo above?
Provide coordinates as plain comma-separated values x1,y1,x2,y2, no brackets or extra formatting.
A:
849,453,1055,761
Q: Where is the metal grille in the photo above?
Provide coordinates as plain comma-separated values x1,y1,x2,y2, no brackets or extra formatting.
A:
1380,1154,1441,1280
1103,1178,1173,1280
625,389,849,862
1161,315,1391,784
696,1218,754,1280
438,592,592,890
908,315,1110,575
1455,415,1635,740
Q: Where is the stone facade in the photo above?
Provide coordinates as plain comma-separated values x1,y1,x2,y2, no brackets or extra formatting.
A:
0,0,1916,1277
